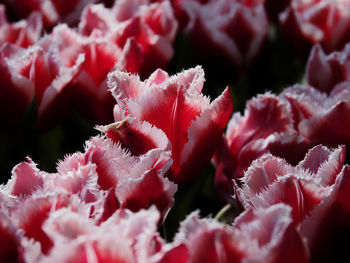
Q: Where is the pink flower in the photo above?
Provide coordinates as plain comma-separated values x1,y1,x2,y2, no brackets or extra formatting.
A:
174,204,309,263
0,1,178,128
33,36,85,130
222,94,295,177
41,207,188,263
0,4,42,48
0,20,143,128
12,0,97,29
1,131,176,257
0,31,85,130
97,117,171,156
0,157,181,262
11,135,177,221
5,159,98,255
47,23,150,124
109,66,233,182
181,0,268,68
279,0,350,53
47,24,122,124
216,82,350,202
236,145,350,261
79,136,177,220
214,94,311,202
306,43,350,93
283,83,350,150
79,0,178,77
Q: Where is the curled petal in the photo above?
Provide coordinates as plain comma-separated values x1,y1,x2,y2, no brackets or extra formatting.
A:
84,136,136,190
84,136,176,218
297,145,346,186
97,117,171,156
241,153,293,198
7,157,44,197
178,86,233,182
43,208,97,243
222,94,295,179
115,149,176,220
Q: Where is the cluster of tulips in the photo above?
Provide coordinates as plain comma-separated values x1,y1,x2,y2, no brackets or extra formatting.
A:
1,0,350,262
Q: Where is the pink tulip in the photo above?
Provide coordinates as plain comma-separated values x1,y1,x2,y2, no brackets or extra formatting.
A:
216,82,350,203
0,131,176,258
42,207,188,263
174,204,309,263
181,0,268,68
237,145,350,261
59,135,177,220
280,0,350,53
215,94,309,184
79,0,178,77
306,43,350,93
109,66,233,182
283,83,350,149
0,38,84,130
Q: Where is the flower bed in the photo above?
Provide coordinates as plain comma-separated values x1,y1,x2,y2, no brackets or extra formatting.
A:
1,0,350,262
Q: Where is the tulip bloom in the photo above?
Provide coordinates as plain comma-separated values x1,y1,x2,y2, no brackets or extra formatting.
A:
109,66,233,182
181,0,268,68
2,131,176,257
283,83,350,150
306,44,350,93
215,94,310,202
41,207,188,263
236,145,350,261
174,204,309,263
0,39,84,130
216,81,350,202
79,0,178,78
280,0,350,53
